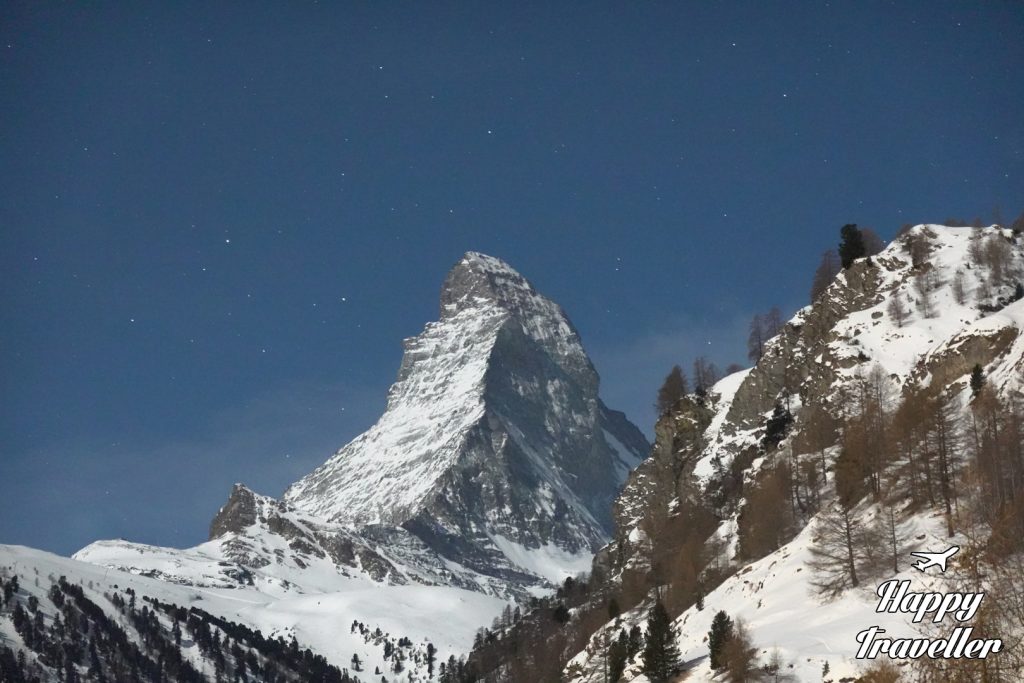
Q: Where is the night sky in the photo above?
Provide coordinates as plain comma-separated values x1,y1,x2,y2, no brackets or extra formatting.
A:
2,2,1021,555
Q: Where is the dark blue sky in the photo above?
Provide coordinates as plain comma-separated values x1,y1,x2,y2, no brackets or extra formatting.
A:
2,2,1021,555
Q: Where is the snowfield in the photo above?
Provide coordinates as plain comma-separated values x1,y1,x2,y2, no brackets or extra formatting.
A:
3,542,506,681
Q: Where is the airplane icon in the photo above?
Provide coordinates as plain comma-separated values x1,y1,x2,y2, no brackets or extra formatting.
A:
910,545,960,573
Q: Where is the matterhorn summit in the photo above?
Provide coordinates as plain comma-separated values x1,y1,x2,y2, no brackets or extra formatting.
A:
285,251,648,578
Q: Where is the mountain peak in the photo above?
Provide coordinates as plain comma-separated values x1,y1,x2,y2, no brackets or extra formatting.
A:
282,252,648,588
440,251,536,319
439,251,597,386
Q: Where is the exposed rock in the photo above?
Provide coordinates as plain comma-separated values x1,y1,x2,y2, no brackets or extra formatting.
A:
280,251,648,589
209,483,260,539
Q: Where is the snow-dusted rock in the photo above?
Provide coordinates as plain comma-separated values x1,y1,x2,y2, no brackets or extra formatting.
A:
284,252,648,586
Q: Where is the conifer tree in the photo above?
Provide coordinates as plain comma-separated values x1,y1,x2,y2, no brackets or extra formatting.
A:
552,603,570,624
763,402,793,451
839,224,866,269
722,619,760,682
627,625,643,659
426,643,437,677
970,364,985,397
607,597,620,620
641,599,680,682
608,629,629,683
707,610,734,671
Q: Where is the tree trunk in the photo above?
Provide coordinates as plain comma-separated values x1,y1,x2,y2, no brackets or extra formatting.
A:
842,507,859,588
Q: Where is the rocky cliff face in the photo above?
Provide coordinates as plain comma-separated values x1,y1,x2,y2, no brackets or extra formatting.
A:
282,252,649,584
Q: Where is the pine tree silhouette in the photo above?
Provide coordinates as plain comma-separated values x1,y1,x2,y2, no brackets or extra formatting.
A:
641,599,680,682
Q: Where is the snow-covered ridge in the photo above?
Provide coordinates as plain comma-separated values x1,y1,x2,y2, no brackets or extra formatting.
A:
3,543,504,682
284,302,505,525
698,224,1024,481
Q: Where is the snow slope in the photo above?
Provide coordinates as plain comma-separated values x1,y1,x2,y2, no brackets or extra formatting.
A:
568,509,962,682
563,225,1024,682
283,302,505,526
3,543,505,681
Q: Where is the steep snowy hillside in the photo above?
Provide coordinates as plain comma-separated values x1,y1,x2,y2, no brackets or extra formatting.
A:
566,510,958,682
556,225,1024,682
47,252,648,677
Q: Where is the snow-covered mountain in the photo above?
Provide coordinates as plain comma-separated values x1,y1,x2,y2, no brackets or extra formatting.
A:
1,252,648,680
284,252,649,578
557,225,1024,682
